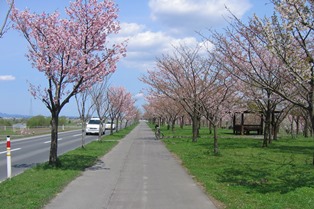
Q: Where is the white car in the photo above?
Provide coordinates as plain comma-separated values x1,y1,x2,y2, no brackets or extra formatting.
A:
105,121,116,130
85,118,104,135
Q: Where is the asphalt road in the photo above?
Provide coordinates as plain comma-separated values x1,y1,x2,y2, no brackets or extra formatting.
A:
0,130,102,182
45,122,218,209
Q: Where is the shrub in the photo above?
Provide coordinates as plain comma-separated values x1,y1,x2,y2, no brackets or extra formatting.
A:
27,115,51,128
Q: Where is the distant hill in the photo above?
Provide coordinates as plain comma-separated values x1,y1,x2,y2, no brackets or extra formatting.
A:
0,112,78,119
0,112,31,118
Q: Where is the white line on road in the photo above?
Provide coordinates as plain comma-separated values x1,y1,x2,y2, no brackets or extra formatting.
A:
73,134,82,137
44,138,63,144
0,148,22,155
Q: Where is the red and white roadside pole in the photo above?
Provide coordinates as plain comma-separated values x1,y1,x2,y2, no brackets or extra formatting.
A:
6,136,11,179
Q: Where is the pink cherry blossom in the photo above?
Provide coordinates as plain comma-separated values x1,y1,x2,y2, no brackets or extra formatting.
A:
11,0,127,166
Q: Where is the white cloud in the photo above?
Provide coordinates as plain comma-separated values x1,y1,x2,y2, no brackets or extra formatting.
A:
117,23,204,71
149,0,252,34
114,1,252,73
134,92,145,99
119,22,147,36
0,75,15,81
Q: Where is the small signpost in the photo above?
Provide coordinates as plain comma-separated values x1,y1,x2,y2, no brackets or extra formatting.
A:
7,136,11,179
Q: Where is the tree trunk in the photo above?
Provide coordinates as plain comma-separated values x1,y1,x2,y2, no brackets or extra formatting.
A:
310,71,314,165
290,116,295,138
167,120,170,130
208,120,212,135
263,95,272,146
296,116,300,135
191,115,200,142
116,118,122,133
98,123,102,141
180,116,184,129
303,115,309,138
171,119,176,132
81,122,86,148
263,112,271,147
49,113,59,166
110,119,114,135
310,110,314,165
213,125,219,155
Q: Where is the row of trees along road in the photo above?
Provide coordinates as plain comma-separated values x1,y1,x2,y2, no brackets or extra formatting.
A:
141,45,240,155
8,0,127,166
141,0,314,165
76,79,140,146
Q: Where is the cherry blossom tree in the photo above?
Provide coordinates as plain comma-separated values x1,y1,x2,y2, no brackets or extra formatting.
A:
11,0,126,166
209,0,314,160
141,44,214,142
144,96,165,126
75,89,94,148
197,57,240,154
142,45,238,154
107,86,132,134
117,89,137,129
145,94,184,131
241,0,314,133
143,101,160,124
209,7,304,147
90,79,111,140
241,81,293,143
158,96,184,131
123,105,139,128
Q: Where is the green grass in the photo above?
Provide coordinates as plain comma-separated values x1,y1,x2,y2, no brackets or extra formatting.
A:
0,123,138,209
157,124,314,209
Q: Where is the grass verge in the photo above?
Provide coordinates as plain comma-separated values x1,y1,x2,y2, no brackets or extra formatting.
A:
156,124,314,209
0,123,138,209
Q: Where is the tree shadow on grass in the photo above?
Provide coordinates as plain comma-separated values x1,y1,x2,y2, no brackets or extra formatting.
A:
37,154,97,171
270,144,314,155
218,164,314,194
196,137,262,150
13,163,38,168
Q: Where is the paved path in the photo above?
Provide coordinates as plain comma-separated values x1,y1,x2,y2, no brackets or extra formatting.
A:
45,122,217,209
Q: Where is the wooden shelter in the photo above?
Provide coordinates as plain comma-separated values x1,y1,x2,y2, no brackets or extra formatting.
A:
233,111,263,135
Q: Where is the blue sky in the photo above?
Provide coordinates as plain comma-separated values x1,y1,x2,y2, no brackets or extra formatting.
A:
0,0,273,117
